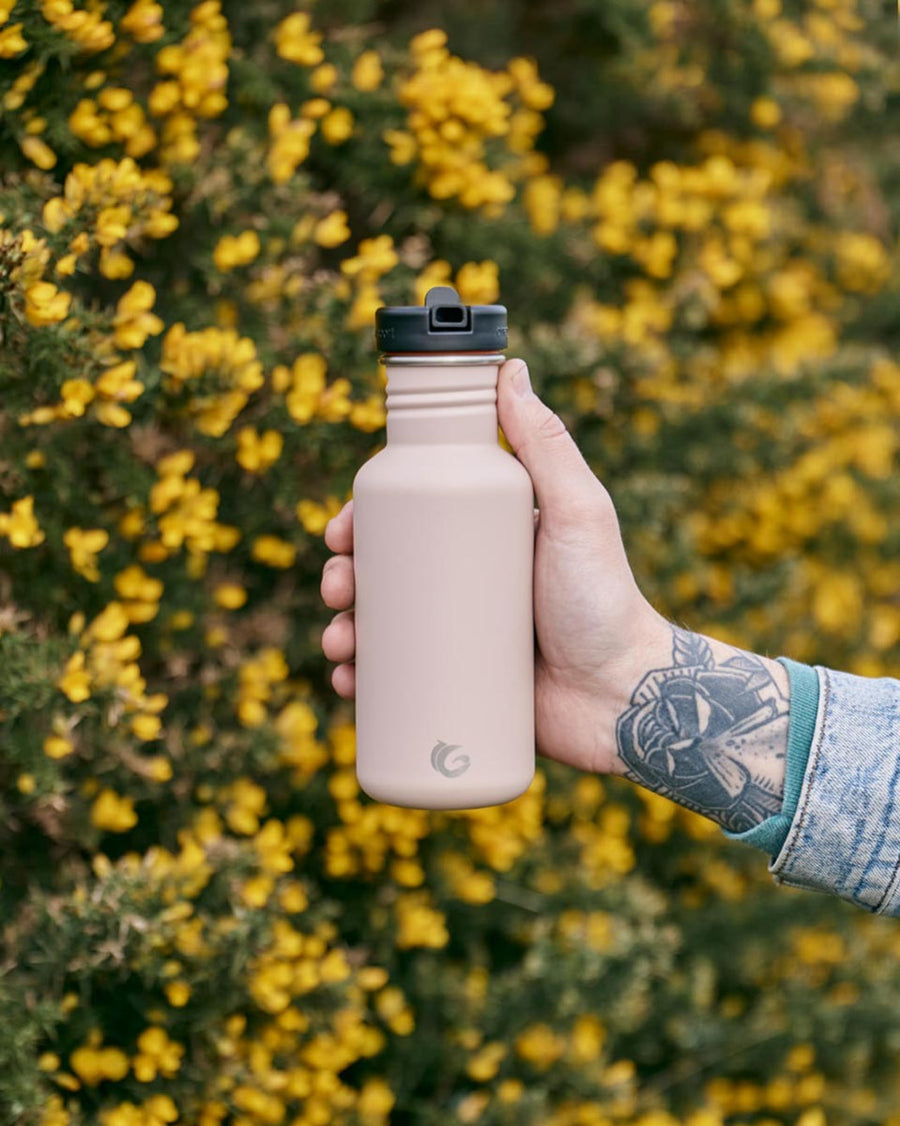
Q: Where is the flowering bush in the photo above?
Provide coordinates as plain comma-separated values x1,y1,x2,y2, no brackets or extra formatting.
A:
1,1,900,1124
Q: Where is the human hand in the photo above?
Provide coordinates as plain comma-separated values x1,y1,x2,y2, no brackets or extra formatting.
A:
320,358,671,776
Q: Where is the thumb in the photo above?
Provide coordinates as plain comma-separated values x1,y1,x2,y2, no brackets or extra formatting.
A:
497,359,604,523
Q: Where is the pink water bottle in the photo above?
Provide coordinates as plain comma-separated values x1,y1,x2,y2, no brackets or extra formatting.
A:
352,286,535,809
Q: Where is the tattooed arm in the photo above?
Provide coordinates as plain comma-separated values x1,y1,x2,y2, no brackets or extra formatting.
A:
609,626,789,834
325,358,900,912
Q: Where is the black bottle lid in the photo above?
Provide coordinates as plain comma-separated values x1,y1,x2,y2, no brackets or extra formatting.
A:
375,286,508,354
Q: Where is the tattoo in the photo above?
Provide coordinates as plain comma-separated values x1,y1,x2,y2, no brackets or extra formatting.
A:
616,627,788,833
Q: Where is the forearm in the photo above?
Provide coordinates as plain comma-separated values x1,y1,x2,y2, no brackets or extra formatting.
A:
602,620,789,834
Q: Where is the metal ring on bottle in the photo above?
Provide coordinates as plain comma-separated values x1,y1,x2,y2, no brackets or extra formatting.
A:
379,353,507,366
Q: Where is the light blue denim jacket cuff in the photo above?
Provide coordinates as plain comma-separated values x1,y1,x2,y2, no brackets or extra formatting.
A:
723,657,818,855
767,665,900,915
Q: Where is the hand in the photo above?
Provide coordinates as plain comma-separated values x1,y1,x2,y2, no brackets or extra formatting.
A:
320,358,671,776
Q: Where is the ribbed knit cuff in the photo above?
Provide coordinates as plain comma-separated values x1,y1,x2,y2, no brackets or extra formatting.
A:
722,657,819,856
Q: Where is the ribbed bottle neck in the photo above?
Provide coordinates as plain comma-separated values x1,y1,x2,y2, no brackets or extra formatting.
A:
384,359,501,445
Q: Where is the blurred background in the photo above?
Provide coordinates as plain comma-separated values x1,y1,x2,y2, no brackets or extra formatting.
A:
1,1,899,1123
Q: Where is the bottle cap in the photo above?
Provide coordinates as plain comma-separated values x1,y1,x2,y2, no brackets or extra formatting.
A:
375,286,508,355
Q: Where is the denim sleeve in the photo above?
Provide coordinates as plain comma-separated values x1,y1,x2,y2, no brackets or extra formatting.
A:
723,657,818,855
768,665,900,915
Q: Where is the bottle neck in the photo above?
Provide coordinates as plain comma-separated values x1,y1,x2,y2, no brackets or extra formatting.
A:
384,359,501,445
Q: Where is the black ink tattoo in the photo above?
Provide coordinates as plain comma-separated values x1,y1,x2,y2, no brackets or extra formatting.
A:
616,628,789,833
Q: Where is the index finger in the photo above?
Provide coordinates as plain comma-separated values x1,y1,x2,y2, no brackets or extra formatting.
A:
324,499,354,554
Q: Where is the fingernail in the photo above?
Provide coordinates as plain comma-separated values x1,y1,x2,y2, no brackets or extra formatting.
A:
510,361,533,398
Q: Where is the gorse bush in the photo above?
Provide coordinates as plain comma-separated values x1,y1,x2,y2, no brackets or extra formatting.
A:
1,0,900,1123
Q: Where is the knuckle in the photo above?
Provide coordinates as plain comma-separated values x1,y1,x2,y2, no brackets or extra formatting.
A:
320,557,352,606
536,409,569,442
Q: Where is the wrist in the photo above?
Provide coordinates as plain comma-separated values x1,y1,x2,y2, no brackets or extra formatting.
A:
591,605,674,776
599,618,790,834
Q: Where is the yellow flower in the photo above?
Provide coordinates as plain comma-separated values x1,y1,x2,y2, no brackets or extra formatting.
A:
255,819,294,874
321,106,354,145
213,582,247,609
164,981,191,1007
310,62,338,92
64,527,109,581
267,104,316,183
160,324,264,436
346,282,381,331
514,1023,567,1069
133,1027,184,1081
806,71,859,122
275,11,323,66
375,986,415,1035
349,395,386,433
88,601,130,643
212,230,260,272
68,99,112,147
99,247,134,279
296,496,343,535
508,55,555,109
60,378,95,418
395,891,449,949
120,0,165,43
357,1078,395,1121
143,1096,179,1126
0,496,45,547
352,50,383,91
278,881,308,913
153,0,230,128
239,873,273,907
59,651,91,703
301,96,331,119
568,1014,606,1062
95,358,144,405
314,210,351,248
24,281,70,326
396,36,543,210
751,96,782,128
142,754,172,781
131,713,162,741
235,426,283,473
223,776,267,834
40,0,114,52
456,260,500,305
95,204,131,247
523,174,562,236
39,1095,71,1126
812,570,863,634
834,231,890,294
70,1042,130,1086
0,22,27,57
497,1079,524,1104
766,18,814,67
340,235,398,282
251,535,296,569
20,135,56,169
44,734,74,760
236,647,289,726
91,789,139,832
382,128,416,165
440,853,495,904
114,280,164,349
352,967,386,994
279,351,328,423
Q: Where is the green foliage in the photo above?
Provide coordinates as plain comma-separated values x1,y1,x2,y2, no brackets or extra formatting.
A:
1,0,900,1124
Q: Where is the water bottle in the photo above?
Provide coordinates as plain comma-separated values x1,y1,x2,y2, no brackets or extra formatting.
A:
352,285,535,809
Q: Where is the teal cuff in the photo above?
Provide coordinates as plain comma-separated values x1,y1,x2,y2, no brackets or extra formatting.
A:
722,657,819,856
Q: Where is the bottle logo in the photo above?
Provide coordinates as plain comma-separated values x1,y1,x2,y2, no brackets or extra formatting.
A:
430,739,471,778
